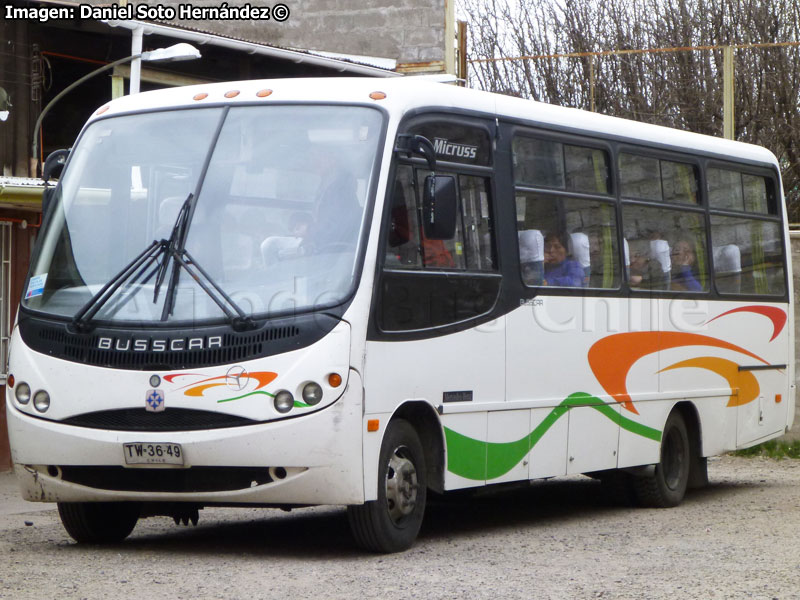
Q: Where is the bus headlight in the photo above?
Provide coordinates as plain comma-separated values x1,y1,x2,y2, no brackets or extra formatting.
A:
15,382,31,405
33,390,50,413
274,390,294,414
302,382,323,406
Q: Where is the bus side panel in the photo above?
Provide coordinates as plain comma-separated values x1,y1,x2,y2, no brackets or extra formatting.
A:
442,412,487,489
528,406,568,480
487,409,531,484
364,324,505,493
566,404,620,474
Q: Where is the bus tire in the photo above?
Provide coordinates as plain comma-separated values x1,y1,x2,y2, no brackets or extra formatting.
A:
57,502,140,544
632,410,690,508
347,419,427,553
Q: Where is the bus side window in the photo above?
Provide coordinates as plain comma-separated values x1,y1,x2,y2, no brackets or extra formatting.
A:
710,215,785,296
622,204,708,292
379,166,499,331
515,192,619,289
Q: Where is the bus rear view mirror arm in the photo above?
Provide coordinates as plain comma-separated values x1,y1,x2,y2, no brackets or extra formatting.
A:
394,134,437,171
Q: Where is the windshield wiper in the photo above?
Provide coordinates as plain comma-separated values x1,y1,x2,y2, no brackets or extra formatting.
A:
71,192,254,332
71,239,164,332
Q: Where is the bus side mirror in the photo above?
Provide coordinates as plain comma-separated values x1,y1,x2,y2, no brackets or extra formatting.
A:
42,149,69,183
422,175,457,240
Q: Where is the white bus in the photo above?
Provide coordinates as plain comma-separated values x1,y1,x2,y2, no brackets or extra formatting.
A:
7,78,793,552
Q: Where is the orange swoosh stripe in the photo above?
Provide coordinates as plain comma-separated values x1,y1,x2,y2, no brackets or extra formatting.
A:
658,356,760,407
588,332,769,414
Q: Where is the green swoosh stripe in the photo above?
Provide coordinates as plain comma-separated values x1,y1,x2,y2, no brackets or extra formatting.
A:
217,390,276,403
444,392,662,481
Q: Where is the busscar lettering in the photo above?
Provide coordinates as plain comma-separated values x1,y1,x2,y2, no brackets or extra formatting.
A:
96,336,224,351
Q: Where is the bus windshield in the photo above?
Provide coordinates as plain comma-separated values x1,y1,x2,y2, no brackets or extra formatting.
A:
24,104,384,325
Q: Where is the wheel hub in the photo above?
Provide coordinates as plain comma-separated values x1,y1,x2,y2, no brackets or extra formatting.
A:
385,447,418,524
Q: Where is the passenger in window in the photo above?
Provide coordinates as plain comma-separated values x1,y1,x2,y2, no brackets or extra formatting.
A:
543,232,585,287
671,239,702,292
627,239,650,287
518,229,544,285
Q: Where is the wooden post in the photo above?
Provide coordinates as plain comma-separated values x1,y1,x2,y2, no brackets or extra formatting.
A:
723,46,734,140
457,21,467,84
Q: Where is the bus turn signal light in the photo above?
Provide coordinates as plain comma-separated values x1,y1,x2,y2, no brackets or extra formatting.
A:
367,419,379,432
369,91,386,100
328,373,342,388
776,394,782,403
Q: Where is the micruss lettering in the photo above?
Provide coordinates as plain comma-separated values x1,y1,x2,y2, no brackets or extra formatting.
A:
433,138,478,160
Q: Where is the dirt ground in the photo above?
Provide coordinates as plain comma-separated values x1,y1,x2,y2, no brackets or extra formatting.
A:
1,455,800,599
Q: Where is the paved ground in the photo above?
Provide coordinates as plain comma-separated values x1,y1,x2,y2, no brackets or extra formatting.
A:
2,456,800,599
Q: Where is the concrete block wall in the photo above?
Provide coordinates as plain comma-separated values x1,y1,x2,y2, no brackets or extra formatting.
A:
156,0,446,65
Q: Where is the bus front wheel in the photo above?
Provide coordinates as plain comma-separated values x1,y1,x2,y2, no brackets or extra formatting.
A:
347,419,427,553
57,501,141,544
632,410,690,508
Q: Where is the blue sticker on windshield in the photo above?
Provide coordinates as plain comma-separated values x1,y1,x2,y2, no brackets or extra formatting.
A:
25,274,47,299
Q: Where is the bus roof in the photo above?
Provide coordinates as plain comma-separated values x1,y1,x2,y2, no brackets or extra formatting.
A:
91,77,778,168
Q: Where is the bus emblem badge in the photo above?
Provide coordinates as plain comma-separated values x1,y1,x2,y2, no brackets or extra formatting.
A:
145,389,165,413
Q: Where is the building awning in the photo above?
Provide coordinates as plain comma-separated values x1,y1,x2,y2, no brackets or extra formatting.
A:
104,19,401,77
0,178,44,212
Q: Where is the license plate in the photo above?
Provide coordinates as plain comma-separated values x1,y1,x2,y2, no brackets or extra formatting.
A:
123,442,184,466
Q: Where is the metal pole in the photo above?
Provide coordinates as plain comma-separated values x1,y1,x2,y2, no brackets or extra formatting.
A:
129,26,144,94
31,54,142,169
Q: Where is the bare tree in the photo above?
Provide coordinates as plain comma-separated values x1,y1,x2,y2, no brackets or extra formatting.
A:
460,0,800,220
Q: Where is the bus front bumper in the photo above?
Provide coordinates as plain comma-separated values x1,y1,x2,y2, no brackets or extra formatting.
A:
7,373,365,506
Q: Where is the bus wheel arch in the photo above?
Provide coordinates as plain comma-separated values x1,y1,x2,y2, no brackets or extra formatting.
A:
674,401,708,490
391,401,446,494
632,406,692,507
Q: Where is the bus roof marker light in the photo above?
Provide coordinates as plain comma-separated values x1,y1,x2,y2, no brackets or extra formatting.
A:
193,93,208,101
95,105,109,116
256,89,273,98
369,91,386,100
224,90,240,99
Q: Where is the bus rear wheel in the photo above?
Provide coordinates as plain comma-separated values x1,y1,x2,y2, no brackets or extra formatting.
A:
57,501,141,543
632,410,690,508
347,419,427,553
